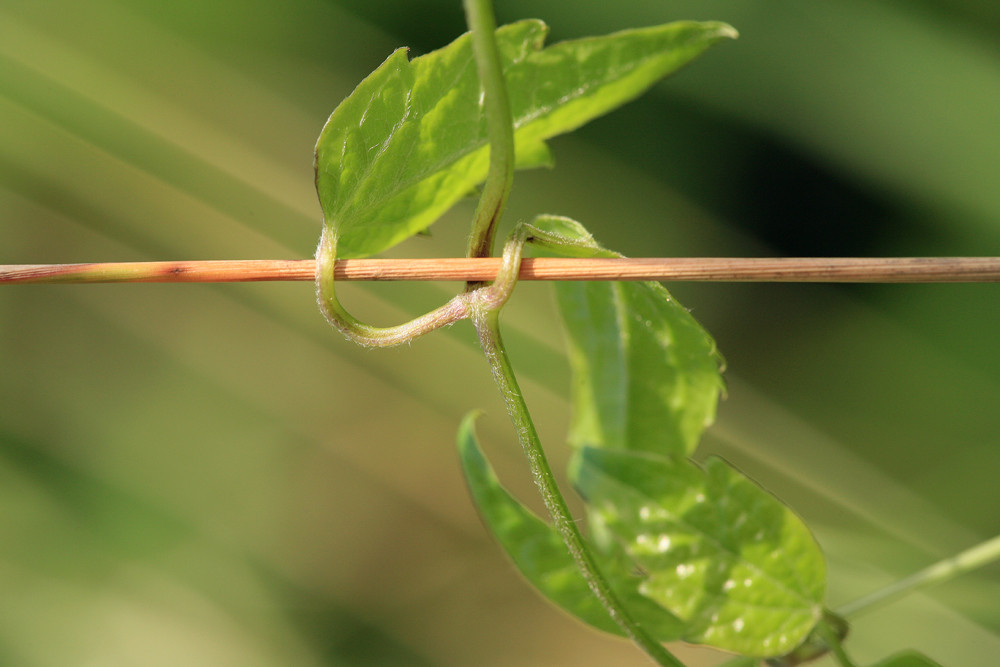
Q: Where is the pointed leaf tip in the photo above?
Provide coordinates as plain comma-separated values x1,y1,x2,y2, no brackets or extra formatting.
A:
316,19,738,258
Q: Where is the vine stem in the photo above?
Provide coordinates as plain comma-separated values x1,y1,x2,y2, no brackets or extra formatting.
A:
461,0,682,663
471,306,684,667
463,0,514,261
836,533,1000,619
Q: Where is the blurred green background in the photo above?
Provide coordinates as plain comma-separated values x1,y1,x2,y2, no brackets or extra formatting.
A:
2,0,1000,665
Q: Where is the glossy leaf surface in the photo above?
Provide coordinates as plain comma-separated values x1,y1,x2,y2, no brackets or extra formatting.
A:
315,21,736,257
457,413,684,640
573,447,826,656
530,215,724,457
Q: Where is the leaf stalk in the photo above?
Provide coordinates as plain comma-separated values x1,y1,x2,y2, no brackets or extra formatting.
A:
463,0,515,261
461,0,684,664
813,619,857,667
836,533,1000,619
470,304,685,667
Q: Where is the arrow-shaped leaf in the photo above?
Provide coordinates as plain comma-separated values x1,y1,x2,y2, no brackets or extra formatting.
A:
315,20,736,257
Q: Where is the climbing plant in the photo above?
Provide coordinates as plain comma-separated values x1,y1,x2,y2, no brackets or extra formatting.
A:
309,1,965,665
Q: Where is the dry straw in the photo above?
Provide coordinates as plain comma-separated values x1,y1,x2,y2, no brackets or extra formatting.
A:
3,257,1000,285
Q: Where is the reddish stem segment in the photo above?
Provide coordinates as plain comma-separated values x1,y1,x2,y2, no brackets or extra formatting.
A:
3,257,1000,284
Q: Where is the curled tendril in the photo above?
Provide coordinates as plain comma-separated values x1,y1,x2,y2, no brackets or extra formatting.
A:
315,223,533,348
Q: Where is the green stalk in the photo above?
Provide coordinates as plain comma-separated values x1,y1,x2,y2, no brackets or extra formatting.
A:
462,0,515,261
315,225,473,347
461,1,684,663
470,306,684,667
813,619,857,667
836,533,1000,619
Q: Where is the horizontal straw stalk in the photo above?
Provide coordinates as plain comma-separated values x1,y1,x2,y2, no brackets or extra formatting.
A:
3,257,1000,285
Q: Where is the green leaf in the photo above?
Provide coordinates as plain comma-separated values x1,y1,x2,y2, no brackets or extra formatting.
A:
315,20,737,258
766,610,849,666
530,215,724,457
867,651,944,667
572,447,826,657
456,413,684,641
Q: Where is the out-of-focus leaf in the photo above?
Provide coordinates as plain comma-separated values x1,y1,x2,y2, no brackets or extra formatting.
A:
766,610,849,666
530,215,724,457
867,651,944,667
315,21,736,257
572,447,825,656
456,413,684,640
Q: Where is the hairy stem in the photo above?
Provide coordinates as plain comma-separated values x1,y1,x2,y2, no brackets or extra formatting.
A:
460,0,683,662
315,225,472,347
471,306,684,667
315,224,531,347
462,0,515,261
